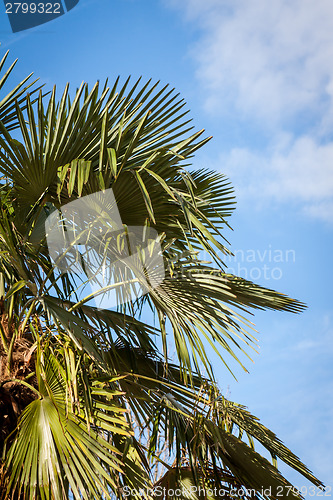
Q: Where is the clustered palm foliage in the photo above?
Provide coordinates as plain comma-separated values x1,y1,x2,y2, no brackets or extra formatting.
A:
0,51,324,499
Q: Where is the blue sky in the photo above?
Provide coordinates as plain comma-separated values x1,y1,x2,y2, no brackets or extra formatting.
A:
1,0,332,490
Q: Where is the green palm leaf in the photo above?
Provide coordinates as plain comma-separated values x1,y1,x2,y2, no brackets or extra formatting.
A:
0,50,41,132
0,73,324,498
1,347,130,500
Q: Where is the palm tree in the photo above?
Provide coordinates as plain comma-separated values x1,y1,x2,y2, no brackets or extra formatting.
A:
0,53,324,499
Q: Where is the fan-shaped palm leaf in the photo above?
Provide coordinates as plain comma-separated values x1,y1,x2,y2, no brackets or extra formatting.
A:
0,75,324,499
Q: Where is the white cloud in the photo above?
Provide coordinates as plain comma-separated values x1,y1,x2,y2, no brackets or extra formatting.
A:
166,0,333,131
220,134,333,221
165,0,333,220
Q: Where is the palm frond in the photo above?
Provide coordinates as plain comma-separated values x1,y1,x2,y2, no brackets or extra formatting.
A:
94,346,323,495
1,347,129,500
0,50,41,132
0,74,324,498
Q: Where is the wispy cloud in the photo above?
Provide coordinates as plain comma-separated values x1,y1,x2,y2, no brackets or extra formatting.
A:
166,0,333,129
219,134,333,221
165,0,333,222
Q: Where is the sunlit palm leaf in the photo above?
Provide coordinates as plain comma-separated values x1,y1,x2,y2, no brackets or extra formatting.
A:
1,347,129,500
0,73,323,499
0,50,41,132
